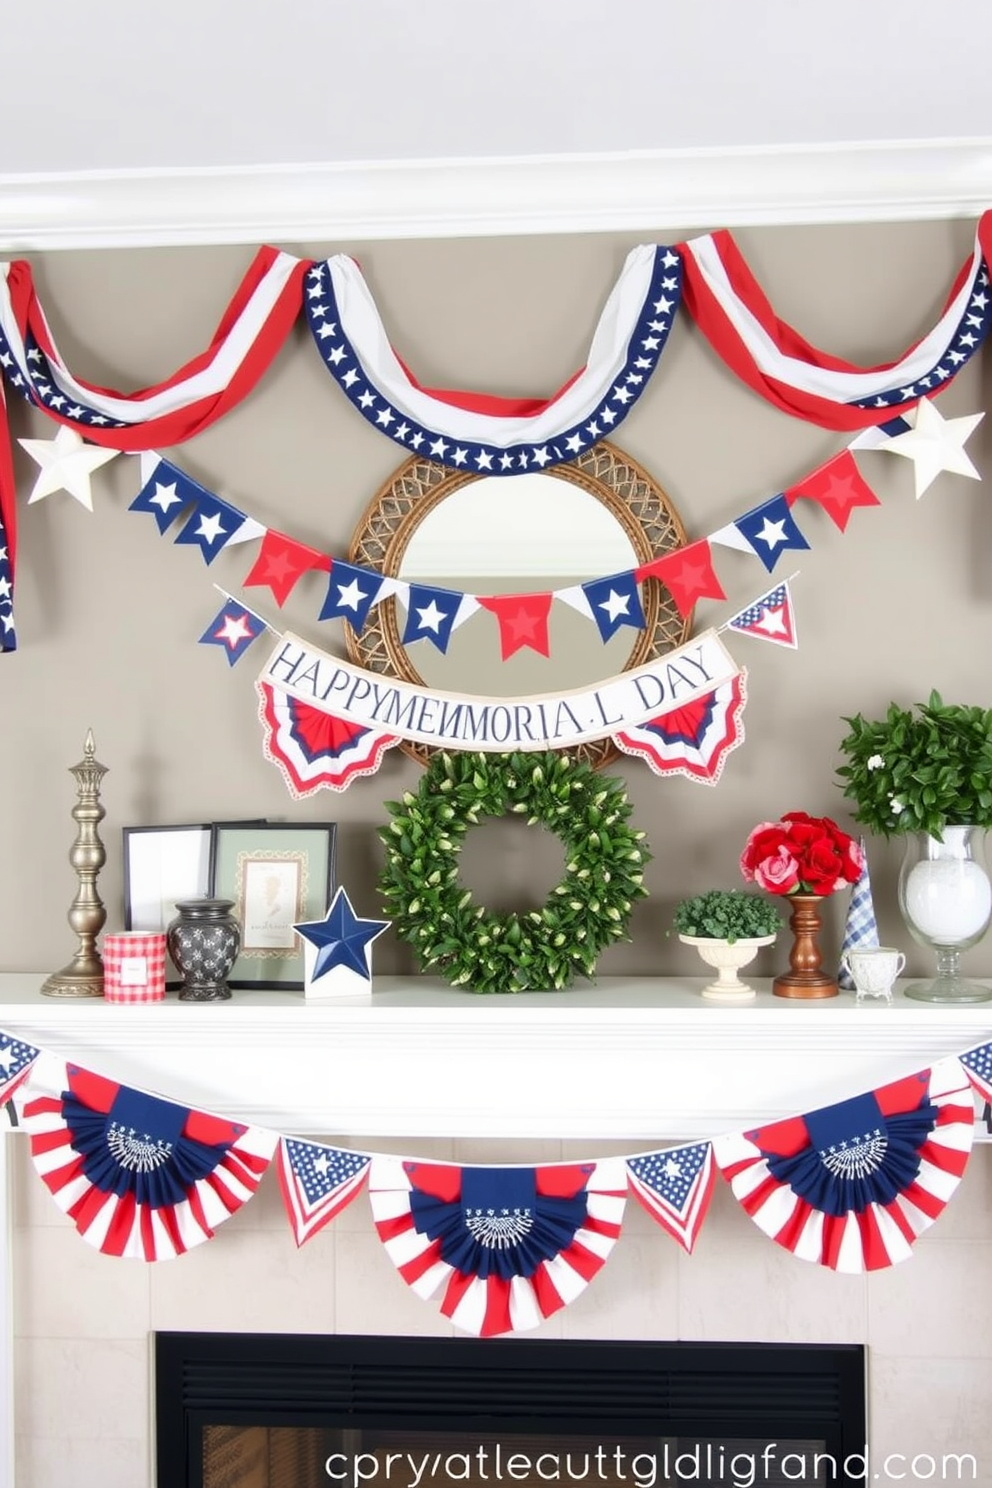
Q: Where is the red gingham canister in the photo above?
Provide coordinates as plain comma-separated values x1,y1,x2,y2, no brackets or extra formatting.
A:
102,932,167,1003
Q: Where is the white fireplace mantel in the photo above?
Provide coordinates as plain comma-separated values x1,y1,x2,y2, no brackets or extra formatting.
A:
1,972,990,1142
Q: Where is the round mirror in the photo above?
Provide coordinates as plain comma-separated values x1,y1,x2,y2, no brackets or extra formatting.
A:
346,441,690,768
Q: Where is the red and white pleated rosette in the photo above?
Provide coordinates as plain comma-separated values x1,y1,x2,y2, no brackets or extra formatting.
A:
613,673,747,785
369,1156,628,1336
19,1054,277,1260
257,680,399,795
713,1059,974,1272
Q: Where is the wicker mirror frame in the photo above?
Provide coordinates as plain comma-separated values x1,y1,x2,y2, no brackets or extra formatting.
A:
345,440,691,769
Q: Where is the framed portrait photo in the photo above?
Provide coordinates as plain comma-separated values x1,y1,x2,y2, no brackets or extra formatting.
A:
210,821,338,988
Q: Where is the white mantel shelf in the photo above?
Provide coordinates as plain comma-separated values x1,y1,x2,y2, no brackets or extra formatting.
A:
1,973,990,1142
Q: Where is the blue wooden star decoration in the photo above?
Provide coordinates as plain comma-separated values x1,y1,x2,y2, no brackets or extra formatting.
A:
295,887,390,982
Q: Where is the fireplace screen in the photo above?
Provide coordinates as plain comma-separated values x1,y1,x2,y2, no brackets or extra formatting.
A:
155,1334,866,1488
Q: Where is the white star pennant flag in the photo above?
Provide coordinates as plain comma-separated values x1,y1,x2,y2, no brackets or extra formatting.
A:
877,397,984,498
19,426,120,511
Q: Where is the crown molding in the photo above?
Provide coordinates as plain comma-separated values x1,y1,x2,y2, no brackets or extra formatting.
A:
0,137,990,251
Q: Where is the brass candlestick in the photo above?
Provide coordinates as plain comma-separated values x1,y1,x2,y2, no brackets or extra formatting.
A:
41,730,109,999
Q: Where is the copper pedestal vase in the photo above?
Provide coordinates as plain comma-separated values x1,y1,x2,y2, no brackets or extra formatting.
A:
772,893,838,999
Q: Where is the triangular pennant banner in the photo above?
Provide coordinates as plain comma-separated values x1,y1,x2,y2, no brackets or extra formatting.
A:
626,1142,715,1253
129,457,209,534
402,583,463,653
726,582,798,648
277,1137,371,1246
960,1042,992,1105
0,1028,40,1106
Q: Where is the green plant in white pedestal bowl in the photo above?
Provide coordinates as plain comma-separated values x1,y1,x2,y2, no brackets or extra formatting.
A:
672,889,781,1003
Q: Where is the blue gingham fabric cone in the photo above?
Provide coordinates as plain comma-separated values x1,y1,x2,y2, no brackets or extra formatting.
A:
838,837,880,989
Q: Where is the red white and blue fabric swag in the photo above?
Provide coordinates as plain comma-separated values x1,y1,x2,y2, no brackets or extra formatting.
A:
677,211,992,431
368,1156,628,1336
713,1059,974,1272
20,1054,277,1259
303,247,681,475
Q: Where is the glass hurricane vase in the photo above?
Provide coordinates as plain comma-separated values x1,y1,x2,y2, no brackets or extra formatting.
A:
898,825,992,1003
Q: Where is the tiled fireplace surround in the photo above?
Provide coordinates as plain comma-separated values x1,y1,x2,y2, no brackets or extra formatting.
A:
3,978,991,1488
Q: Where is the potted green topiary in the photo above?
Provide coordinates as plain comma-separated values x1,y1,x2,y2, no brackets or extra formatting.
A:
673,889,781,1002
836,690,992,1005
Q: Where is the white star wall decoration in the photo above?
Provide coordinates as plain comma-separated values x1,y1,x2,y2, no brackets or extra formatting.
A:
19,426,120,511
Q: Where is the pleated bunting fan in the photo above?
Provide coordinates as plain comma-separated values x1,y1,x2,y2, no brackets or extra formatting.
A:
19,1054,278,1259
713,1059,974,1272
369,1156,628,1336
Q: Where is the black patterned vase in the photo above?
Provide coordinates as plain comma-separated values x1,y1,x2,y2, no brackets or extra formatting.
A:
166,898,241,1001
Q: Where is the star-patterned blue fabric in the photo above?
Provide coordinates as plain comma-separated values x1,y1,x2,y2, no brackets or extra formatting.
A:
580,571,645,642
0,534,15,652
318,561,387,631
198,599,267,666
173,492,247,565
129,458,206,534
296,887,390,982
847,267,992,412
961,1041,992,1104
733,493,810,573
301,249,683,475
402,583,460,653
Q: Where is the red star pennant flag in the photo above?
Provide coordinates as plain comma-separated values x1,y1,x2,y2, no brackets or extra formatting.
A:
726,582,798,648
635,541,726,618
243,531,331,607
277,1137,371,1246
785,451,881,532
477,593,553,658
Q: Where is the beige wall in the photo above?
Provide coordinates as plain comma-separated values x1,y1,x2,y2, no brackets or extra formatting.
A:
1,219,990,979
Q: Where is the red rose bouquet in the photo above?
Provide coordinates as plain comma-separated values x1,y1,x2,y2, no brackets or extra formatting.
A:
740,811,863,896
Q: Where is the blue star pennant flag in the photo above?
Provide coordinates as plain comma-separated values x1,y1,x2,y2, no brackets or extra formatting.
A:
726,582,798,649
173,491,249,565
0,1028,40,1106
402,583,462,653
296,886,390,982
277,1137,371,1245
0,537,15,653
733,494,810,573
129,456,207,534
960,1041,992,1105
198,598,267,666
837,837,880,990
318,560,388,631
626,1141,715,1253
580,571,645,642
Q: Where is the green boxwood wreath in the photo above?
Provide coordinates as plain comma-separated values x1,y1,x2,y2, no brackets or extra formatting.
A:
378,750,651,994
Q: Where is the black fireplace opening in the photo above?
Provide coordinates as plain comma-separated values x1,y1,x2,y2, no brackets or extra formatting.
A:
155,1332,867,1488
